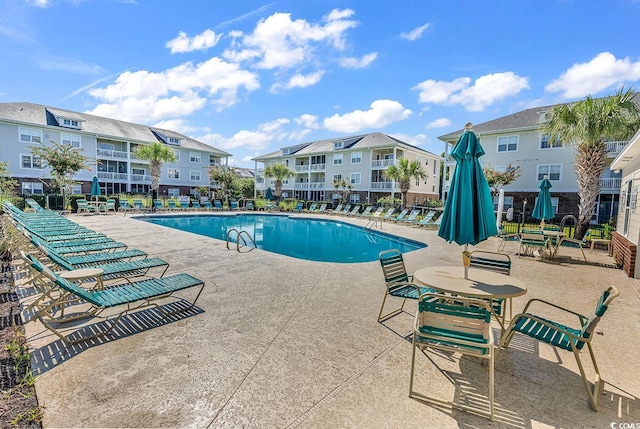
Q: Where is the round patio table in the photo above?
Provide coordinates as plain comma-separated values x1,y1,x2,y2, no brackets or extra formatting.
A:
413,266,527,328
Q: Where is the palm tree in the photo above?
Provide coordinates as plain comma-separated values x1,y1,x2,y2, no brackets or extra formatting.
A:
384,157,427,207
546,87,640,238
264,164,293,200
209,165,238,204
133,142,176,199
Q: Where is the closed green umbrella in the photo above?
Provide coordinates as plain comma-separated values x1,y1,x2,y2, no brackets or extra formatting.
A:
438,124,498,278
532,176,554,227
265,187,274,201
90,176,101,201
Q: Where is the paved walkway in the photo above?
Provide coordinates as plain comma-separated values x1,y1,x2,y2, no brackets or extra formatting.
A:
16,212,640,428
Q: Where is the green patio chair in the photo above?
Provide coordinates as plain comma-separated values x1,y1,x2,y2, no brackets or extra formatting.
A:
76,199,95,214
381,207,396,220
153,199,165,211
104,199,117,214
377,249,437,322
401,209,420,224
329,204,343,214
558,230,589,261
356,206,374,217
132,199,147,212
201,200,214,210
303,202,317,212
294,201,304,212
518,229,549,257
496,225,520,252
497,285,620,411
346,205,361,216
469,250,511,326
390,208,409,222
316,203,328,213
213,200,223,210
230,200,239,210
22,253,205,346
410,294,496,420
246,200,255,210
167,199,183,211
118,200,133,215
191,201,202,210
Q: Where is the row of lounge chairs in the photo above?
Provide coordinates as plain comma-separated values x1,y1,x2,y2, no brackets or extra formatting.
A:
1,200,205,345
317,203,443,227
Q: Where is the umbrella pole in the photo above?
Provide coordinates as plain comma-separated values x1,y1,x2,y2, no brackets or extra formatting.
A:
462,244,471,279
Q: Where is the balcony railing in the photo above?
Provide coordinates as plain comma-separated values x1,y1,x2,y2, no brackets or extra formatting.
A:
310,163,325,171
370,181,398,190
606,141,627,157
97,148,128,159
600,177,621,190
371,159,397,169
130,174,152,183
294,165,310,172
97,172,128,181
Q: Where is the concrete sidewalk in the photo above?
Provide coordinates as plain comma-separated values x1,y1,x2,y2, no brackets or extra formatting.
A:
17,213,640,428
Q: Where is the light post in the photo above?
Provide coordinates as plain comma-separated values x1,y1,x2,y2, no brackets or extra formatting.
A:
521,198,528,231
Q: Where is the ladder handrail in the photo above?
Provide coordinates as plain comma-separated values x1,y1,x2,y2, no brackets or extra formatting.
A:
226,228,256,252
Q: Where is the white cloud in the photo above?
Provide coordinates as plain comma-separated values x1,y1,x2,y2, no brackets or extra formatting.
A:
198,118,290,150
413,72,530,111
271,71,325,92
295,114,320,129
388,133,427,147
87,57,260,122
400,23,430,41
222,9,358,70
152,118,201,134
545,52,640,98
323,99,412,133
288,128,312,141
33,53,104,74
425,117,452,129
166,29,223,54
338,52,377,69
25,0,50,7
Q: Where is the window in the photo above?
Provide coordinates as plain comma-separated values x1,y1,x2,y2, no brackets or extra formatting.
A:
21,182,43,194
20,154,43,169
350,173,361,185
540,134,563,149
332,174,342,182
623,180,633,236
349,194,360,203
132,168,145,175
167,137,180,145
173,149,180,161
168,188,180,198
98,142,114,150
333,154,343,165
168,168,180,179
190,170,201,181
537,164,561,181
19,127,42,143
333,141,344,149
61,133,81,148
493,196,514,211
351,152,362,164
62,118,79,128
497,135,518,152
189,152,201,163
70,184,82,195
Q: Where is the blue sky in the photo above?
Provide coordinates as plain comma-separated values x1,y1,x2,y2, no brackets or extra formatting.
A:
2,0,640,167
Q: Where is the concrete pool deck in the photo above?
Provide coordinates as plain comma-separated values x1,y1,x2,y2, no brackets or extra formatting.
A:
16,212,640,428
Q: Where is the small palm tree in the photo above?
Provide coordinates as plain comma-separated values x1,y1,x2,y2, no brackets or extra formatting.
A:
134,142,176,198
264,164,293,200
384,157,427,207
546,86,640,238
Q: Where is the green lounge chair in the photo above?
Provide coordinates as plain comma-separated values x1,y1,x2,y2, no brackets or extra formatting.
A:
36,243,169,280
153,199,165,211
22,253,205,346
167,199,183,211
391,208,408,222
316,203,328,213
191,201,202,210
346,205,360,216
201,200,214,210
119,200,133,215
104,199,117,214
230,200,239,210
497,285,620,411
246,201,255,210
213,200,223,210
407,210,435,226
401,209,420,224
304,202,317,212
133,199,147,212
380,207,396,220
356,206,373,217
329,204,343,214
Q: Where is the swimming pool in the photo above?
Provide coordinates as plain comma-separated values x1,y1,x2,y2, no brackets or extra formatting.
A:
141,214,426,263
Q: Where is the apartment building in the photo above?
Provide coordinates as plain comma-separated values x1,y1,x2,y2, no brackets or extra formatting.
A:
0,102,230,198
253,132,441,206
438,108,626,224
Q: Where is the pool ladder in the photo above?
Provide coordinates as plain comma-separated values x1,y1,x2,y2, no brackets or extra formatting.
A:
226,228,256,252
365,218,381,229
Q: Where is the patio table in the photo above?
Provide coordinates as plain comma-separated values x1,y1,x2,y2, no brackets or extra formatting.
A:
414,266,527,330
542,230,564,258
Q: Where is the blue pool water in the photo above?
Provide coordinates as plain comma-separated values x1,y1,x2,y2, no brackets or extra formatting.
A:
141,214,426,263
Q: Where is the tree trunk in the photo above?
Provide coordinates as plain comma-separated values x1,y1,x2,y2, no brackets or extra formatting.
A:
574,144,607,239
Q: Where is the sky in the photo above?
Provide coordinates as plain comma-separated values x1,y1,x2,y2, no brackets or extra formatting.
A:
1,0,640,167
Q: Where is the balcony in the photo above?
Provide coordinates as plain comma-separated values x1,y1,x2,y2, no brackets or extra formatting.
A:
130,174,152,183
371,159,397,169
97,172,128,181
370,181,398,190
97,148,128,159
310,163,325,171
600,177,621,191
606,141,627,157
294,165,310,172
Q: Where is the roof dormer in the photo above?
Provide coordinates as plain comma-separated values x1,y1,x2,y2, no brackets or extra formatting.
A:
46,108,84,130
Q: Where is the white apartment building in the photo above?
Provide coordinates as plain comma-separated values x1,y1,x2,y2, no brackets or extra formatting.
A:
253,132,441,206
0,102,230,198
439,108,626,224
